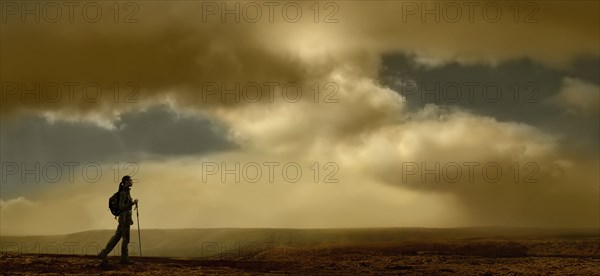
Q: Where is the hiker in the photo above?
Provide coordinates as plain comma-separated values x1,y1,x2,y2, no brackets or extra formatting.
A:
98,175,138,264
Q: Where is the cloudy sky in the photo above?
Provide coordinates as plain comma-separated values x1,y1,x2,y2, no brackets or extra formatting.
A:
1,1,598,235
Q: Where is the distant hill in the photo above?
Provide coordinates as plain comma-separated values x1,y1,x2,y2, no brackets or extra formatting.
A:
1,227,598,258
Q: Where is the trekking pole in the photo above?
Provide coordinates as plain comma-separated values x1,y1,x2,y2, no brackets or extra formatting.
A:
135,202,142,257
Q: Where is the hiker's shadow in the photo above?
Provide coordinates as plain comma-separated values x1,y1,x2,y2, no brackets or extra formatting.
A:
97,261,117,271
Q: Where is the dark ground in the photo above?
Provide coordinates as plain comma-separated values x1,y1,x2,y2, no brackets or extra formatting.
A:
2,243,599,275
1,228,599,275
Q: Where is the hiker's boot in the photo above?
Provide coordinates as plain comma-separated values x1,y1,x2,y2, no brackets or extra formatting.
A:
97,250,108,262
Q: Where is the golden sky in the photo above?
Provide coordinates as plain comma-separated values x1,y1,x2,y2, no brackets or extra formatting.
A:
1,1,599,235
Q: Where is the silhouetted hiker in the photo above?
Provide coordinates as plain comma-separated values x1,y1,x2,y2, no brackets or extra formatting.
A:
98,175,138,264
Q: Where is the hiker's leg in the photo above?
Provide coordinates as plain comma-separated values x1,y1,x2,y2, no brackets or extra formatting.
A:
100,222,123,257
120,222,131,261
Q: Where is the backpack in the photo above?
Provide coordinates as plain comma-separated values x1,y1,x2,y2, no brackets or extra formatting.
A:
109,191,122,216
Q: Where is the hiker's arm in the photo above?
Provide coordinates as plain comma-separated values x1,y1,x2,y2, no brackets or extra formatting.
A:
119,191,134,210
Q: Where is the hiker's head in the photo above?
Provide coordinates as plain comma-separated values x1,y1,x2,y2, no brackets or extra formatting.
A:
120,175,133,189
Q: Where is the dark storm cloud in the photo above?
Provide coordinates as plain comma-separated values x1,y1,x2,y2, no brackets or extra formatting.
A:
114,108,233,156
0,2,338,123
0,107,233,198
380,55,600,154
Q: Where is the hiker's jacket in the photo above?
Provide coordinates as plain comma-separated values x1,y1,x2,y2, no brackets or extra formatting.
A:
118,188,134,225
